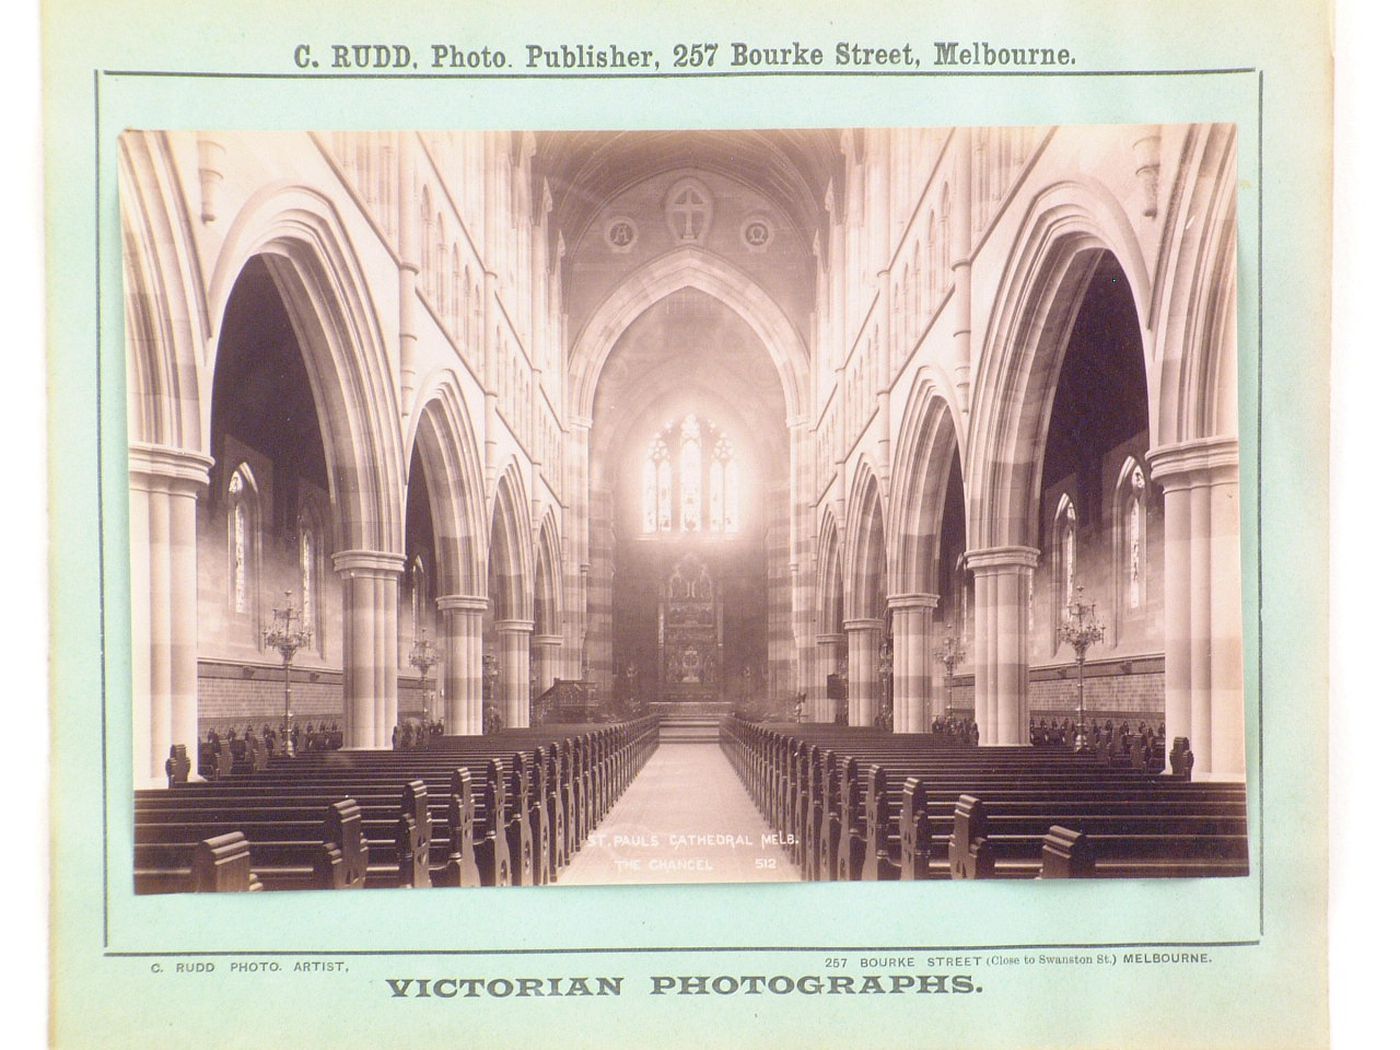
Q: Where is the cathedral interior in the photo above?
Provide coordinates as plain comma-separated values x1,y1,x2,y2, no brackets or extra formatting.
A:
122,125,1244,887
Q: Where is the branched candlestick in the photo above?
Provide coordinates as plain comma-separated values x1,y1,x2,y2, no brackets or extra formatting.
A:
410,633,438,721
264,589,312,758
1058,585,1105,752
835,652,849,725
482,652,500,733
877,631,894,731
939,626,965,718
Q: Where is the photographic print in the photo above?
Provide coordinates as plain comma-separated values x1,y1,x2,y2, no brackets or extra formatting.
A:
123,124,1244,891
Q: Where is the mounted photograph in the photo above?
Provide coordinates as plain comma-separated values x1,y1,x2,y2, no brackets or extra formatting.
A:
121,123,1244,891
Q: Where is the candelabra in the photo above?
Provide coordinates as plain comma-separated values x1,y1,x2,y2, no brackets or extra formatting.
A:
939,625,965,717
264,590,311,757
1058,585,1106,752
409,632,438,721
482,652,500,733
877,631,894,731
834,652,849,726
625,661,639,714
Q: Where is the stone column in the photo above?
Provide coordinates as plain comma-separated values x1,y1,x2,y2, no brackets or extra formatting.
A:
333,550,404,748
437,594,487,735
496,619,534,728
844,618,883,727
533,634,565,697
965,546,1039,745
129,444,213,787
814,633,844,722
1147,437,1244,780
888,593,939,733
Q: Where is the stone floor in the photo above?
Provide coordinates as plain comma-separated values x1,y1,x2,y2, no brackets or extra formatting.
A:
556,743,802,885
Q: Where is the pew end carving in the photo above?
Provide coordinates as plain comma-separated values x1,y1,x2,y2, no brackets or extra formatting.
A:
1040,825,1096,878
192,832,262,892
949,794,997,879
313,799,369,889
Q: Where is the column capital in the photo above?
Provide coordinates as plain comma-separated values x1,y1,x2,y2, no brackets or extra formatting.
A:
964,545,1040,572
1146,436,1239,488
844,617,885,633
128,443,214,491
332,549,405,577
887,591,940,610
815,632,846,645
533,634,565,647
437,594,489,613
495,618,535,634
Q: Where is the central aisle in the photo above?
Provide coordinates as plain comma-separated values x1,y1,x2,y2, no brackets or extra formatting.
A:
557,743,802,885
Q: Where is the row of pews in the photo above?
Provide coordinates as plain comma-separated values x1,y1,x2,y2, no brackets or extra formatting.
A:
135,715,659,893
721,719,1248,880
187,722,347,783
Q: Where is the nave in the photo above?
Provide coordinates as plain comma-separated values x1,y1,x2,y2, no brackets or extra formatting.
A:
122,125,1247,890
556,742,801,885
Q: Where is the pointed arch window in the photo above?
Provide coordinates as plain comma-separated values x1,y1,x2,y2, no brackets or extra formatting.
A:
226,463,260,619
1053,494,1078,646
1114,457,1149,634
640,415,739,536
938,184,952,291
298,516,321,648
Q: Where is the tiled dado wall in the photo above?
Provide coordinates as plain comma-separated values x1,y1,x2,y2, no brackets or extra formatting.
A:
196,660,439,732
947,655,1164,725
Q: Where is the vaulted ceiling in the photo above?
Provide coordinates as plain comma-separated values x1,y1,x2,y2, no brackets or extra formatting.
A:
534,129,845,253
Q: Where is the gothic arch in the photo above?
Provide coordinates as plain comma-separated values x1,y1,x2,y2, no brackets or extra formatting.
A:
534,509,564,637
966,179,1152,551
887,371,966,595
568,245,810,424
815,505,845,635
405,372,489,597
488,458,535,622
1152,124,1240,446
119,132,210,452
844,459,889,620
206,182,404,554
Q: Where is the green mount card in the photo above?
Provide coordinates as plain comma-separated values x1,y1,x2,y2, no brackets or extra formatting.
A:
44,1,1331,1047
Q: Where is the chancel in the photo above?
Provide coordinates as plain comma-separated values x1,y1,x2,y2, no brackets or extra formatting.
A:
123,125,1244,890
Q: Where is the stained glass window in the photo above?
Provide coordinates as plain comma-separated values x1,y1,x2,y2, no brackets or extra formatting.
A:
1122,460,1147,611
227,465,255,615
640,416,739,536
1063,502,1077,598
1055,494,1078,633
299,526,316,636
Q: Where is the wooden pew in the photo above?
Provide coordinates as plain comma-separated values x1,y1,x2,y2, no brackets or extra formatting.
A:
136,714,658,894
136,766,506,892
722,718,1247,881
